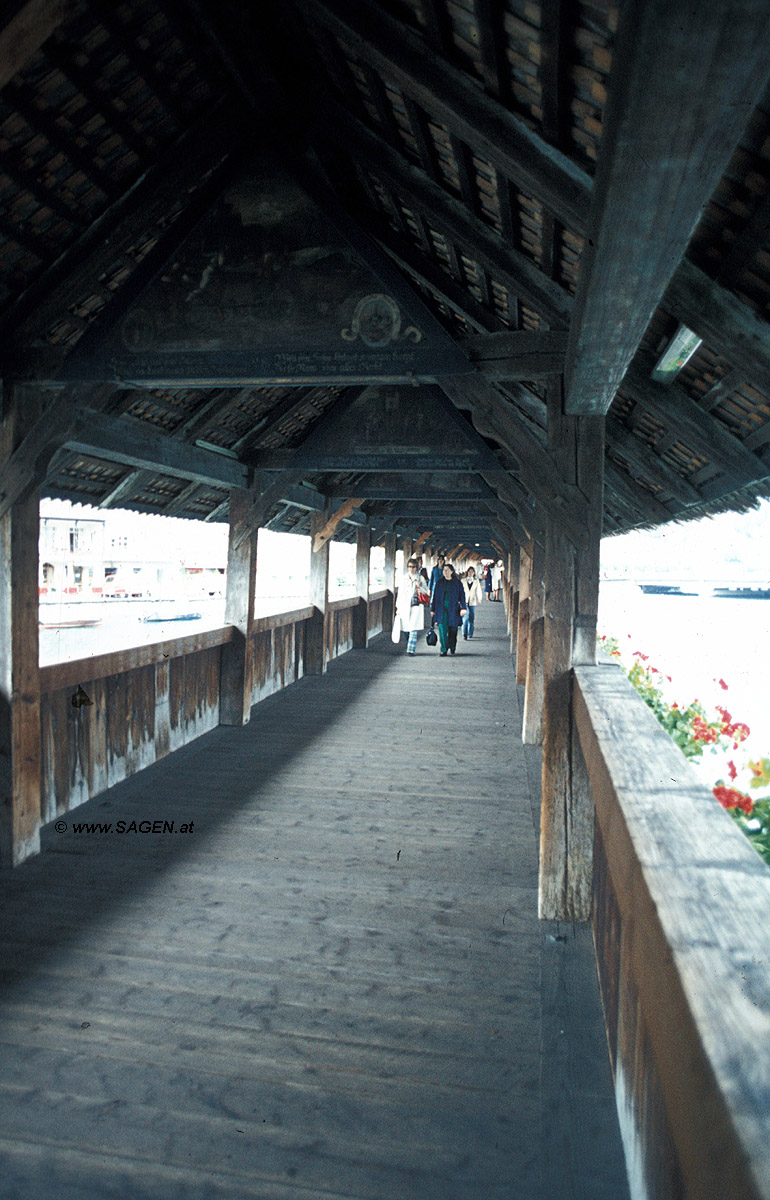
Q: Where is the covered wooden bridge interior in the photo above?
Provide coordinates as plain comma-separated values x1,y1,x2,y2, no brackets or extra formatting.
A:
3,0,770,1196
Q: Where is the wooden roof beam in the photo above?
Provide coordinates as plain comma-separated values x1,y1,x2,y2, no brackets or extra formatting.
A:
63,409,248,491
295,0,591,233
0,0,77,92
312,498,364,551
665,259,770,400
0,384,114,519
318,101,573,328
461,331,567,380
373,222,501,333
621,361,770,495
4,105,240,348
564,0,770,415
440,375,590,549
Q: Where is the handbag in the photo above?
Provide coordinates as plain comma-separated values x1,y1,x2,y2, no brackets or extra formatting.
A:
391,614,402,643
426,628,438,647
417,587,430,605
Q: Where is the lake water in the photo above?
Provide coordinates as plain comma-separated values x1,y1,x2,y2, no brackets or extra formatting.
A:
39,593,309,667
598,581,770,784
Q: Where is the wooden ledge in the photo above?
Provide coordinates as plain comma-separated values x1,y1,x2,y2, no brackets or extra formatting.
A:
574,664,770,1200
40,627,234,694
327,596,364,613
252,606,315,635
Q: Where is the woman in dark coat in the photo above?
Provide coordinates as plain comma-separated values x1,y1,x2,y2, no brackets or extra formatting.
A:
430,563,467,656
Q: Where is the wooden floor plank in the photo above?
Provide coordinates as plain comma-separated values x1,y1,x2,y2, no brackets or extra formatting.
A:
0,603,629,1199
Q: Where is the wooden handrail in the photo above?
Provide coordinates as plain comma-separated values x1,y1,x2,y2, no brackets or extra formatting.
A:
252,606,315,634
40,626,234,693
574,663,770,1200
39,604,327,694
327,596,363,613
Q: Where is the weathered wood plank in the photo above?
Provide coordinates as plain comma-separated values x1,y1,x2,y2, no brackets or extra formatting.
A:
461,330,568,379
564,0,770,414
575,663,770,1200
353,524,371,649
0,602,628,1198
539,384,598,921
515,544,531,687
65,408,248,491
0,392,43,867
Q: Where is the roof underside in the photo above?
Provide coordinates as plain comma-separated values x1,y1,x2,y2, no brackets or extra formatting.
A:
3,0,770,548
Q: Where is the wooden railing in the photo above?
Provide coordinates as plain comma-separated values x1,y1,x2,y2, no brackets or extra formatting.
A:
573,662,770,1200
39,596,392,824
367,588,392,638
249,605,315,706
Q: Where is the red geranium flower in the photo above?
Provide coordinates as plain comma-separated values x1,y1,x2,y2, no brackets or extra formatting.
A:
713,785,753,815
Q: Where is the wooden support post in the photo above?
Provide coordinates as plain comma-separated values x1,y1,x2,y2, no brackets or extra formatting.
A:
401,537,413,568
516,544,532,685
523,538,546,745
307,507,331,674
539,378,604,920
504,551,513,632
509,545,520,654
0,389,43,867
353,524,371,649
220,488,257,726
383,532,397,626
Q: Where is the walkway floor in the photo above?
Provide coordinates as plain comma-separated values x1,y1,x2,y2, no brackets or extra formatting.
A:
0,602,629,1200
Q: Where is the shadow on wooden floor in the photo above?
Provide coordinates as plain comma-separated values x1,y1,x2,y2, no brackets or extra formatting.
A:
0,605,629,1199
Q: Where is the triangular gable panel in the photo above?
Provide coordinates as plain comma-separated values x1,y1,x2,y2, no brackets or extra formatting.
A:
63,157,469,387
275,384,502,472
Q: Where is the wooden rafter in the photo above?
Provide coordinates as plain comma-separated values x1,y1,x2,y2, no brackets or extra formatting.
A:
4,106,240,348
564,0,770,415
461,331,567,380
622,360,770,495
312,498,364,551
440,375,590,550
317,100,573,328
63,410,248,491
295,0,591,233
376,228,500,333
0,385,115,520
665,259,770,399
0,0,78,92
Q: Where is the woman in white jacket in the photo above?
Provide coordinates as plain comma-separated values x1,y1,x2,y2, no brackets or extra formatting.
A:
461,566,483,639
395,557,428,655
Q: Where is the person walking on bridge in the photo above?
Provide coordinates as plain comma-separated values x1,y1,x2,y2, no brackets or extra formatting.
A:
428,554,445,601
461,566,483,639
431,563,467,656
395,557,429,655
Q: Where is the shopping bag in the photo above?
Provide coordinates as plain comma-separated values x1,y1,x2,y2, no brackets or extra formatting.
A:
391,615,402,643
